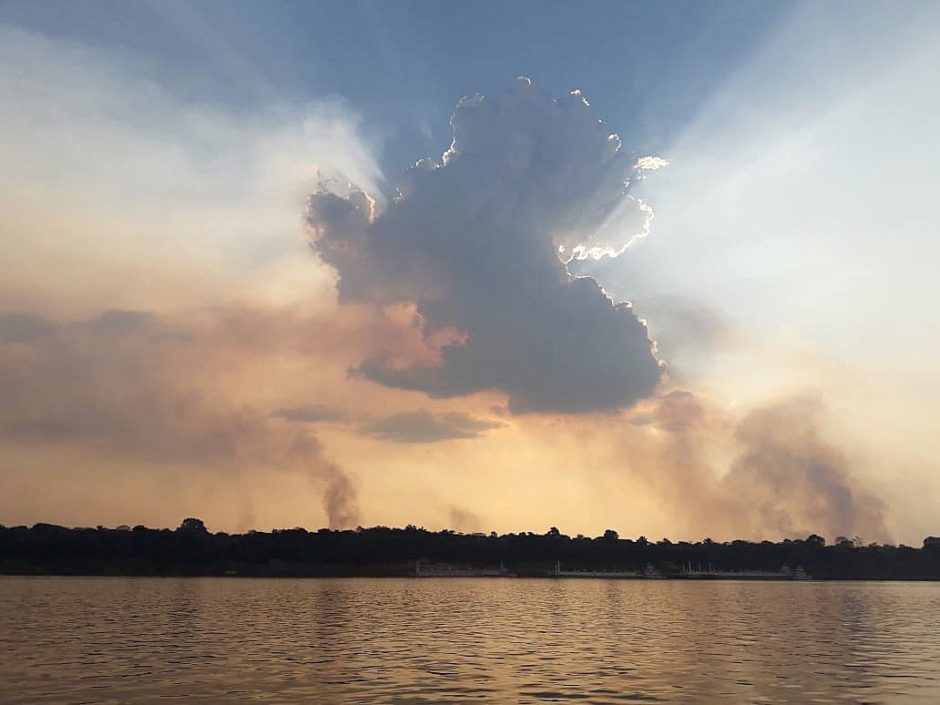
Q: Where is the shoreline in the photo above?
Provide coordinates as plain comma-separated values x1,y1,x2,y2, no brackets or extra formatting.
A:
4,571,940,581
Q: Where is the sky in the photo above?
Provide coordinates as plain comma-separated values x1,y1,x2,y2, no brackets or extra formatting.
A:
1,0,939,543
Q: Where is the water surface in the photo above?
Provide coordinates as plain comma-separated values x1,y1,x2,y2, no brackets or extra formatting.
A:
2,577,940,703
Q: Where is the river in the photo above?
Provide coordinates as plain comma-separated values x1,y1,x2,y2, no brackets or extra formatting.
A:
2,577,939,703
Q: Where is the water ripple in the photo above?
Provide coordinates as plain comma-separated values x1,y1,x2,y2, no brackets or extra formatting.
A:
2,578,940,703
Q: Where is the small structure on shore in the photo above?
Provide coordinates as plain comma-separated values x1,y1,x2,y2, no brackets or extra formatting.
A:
552,561,664,579
679,563,811,580
413,559,511,577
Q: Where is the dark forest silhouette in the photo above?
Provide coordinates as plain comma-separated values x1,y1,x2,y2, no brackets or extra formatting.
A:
3,519,940,579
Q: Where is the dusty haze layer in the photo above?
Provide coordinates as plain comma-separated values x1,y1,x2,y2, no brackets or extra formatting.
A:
2,15,938,544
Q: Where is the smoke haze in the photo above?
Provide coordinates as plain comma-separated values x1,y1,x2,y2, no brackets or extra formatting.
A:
1,18,927,542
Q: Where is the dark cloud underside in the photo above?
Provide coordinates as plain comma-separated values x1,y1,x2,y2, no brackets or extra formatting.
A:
358,410,502,443
272,404,345,423
308,79,662,414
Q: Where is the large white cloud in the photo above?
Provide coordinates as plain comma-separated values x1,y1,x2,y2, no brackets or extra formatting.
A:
308,78,663,413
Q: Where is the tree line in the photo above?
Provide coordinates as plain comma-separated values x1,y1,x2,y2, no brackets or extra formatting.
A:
2,519,939,579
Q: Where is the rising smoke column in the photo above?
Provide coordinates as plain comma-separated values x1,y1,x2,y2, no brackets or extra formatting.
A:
307,78,663,414
631,391,889,541
725,397,888,540
0,309,361,529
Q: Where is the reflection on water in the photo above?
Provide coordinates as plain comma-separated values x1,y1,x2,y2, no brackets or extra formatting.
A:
2,577,940,703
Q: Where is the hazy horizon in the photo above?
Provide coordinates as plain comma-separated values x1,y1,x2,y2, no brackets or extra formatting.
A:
2,0,940,545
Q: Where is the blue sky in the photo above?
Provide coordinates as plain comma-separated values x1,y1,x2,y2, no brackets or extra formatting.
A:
0,0,785,176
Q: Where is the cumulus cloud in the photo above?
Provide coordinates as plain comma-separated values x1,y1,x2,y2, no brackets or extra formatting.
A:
307,78,663,414
358,410,503,444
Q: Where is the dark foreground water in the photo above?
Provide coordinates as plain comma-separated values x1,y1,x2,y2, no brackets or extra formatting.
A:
2,577,940,704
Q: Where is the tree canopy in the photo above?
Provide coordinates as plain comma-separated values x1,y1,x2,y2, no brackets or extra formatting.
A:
2,521,939,579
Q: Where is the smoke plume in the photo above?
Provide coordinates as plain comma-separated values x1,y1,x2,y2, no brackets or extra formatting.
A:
0,309,360,528
632,391,889,541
